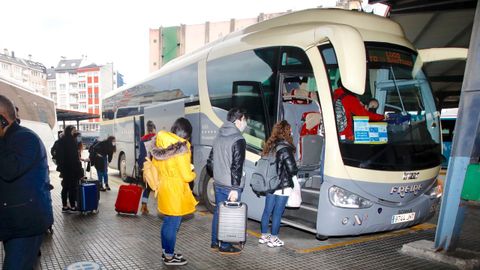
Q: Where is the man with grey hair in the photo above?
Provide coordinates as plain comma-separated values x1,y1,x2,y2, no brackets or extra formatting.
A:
0,94,54,269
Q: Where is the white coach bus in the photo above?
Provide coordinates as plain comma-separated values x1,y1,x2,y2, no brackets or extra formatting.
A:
101,9,446,239
0,76,57,158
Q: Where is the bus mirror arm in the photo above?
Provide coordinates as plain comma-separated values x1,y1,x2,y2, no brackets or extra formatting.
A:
412,48,468,77
315,24,366,95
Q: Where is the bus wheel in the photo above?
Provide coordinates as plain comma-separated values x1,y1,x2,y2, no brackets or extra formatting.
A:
316,234,328,241
200,172,216,213
119,153,127,181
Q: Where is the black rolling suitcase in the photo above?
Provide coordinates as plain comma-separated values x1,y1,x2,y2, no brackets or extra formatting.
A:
217,201,248,249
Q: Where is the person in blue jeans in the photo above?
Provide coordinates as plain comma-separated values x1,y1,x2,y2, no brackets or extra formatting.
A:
92,136,116,191
0,94,54,269
151,118,197,266
138,120,156,214
207,107,248,254
259,120,298,248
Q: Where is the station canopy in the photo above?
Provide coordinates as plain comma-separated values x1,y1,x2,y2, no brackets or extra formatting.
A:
56,108,99,122
370,0,477,109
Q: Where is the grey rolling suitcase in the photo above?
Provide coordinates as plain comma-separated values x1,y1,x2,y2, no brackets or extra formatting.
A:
217,201,248,249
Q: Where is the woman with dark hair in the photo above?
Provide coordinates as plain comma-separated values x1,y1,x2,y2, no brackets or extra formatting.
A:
73,132,84,158
258,120,298,248
151,117,197,266
56,125,84,212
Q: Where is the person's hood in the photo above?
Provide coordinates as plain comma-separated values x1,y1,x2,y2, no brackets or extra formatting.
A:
219,121,241,137
151,131,189,161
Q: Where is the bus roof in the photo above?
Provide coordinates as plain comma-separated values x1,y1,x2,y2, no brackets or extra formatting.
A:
105,8,411,101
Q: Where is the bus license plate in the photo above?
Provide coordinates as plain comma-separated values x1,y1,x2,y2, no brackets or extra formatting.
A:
391,212,416,224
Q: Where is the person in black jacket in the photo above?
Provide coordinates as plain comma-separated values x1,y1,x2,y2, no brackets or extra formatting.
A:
0,94,54,269
92,136,116,191
258,120,298,248
56,125,84,212
207,107,247,254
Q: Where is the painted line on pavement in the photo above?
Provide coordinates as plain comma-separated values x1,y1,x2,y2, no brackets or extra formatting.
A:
293,223,436,254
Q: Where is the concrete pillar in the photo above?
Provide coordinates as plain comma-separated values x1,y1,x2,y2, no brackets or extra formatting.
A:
434,0,480,251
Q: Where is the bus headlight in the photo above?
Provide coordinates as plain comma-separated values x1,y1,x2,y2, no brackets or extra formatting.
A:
328,186,373,209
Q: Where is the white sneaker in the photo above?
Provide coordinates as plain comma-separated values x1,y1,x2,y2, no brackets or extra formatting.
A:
267,236,284,247
258,234,271,244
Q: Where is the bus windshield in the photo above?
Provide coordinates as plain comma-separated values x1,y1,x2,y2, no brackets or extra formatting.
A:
321,43,442,171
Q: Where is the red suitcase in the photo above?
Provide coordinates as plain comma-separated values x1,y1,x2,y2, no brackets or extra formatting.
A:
115,184,143,214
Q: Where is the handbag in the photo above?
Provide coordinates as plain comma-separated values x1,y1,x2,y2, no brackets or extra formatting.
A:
143,157,160,197
286,175,302,208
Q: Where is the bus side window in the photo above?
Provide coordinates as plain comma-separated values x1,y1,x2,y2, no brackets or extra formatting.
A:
207,48,278,152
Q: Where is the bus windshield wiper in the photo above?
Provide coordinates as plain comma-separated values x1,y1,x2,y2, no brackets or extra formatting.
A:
390,66,407,115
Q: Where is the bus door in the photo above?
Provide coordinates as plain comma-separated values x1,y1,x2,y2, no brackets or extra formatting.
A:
279,73,324,179
232,81,271,150
279,73,325,232
132,116,144,179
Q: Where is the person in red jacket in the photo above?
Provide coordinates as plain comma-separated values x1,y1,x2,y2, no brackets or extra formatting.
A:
333,81,385,141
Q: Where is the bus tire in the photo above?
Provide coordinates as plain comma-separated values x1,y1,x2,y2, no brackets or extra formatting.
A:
316,234,328,241
118,153,127,181
200,169,216,213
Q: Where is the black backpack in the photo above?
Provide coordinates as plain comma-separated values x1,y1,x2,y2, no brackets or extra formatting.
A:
334,93,348,132
50,141,58,162
88,141,99,164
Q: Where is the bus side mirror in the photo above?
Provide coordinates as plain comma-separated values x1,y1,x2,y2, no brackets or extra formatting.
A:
412,48,468,77
316,24,366,95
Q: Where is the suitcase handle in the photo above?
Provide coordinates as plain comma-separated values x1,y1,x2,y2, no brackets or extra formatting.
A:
223,201,242,207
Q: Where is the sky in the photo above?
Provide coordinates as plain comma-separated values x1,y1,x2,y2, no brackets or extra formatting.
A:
0,0,339,85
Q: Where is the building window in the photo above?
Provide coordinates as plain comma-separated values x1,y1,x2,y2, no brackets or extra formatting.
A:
59,84,66,90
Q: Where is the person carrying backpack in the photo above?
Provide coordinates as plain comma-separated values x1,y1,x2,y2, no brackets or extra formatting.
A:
333,79,385,141
51,131,63,165
56,125,84,212
258,120,298,248
91,136,116,191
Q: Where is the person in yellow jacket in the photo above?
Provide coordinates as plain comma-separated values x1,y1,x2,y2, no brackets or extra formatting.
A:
151,117,197,266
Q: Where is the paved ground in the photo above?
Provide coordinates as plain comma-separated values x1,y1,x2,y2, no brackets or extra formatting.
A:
1,169,479,269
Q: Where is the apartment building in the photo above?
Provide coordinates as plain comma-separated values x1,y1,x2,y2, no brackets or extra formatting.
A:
0,49,47,96
149,11,287,72
47,59,114,132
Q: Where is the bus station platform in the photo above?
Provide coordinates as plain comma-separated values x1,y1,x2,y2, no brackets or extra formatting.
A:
1,169,479,270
